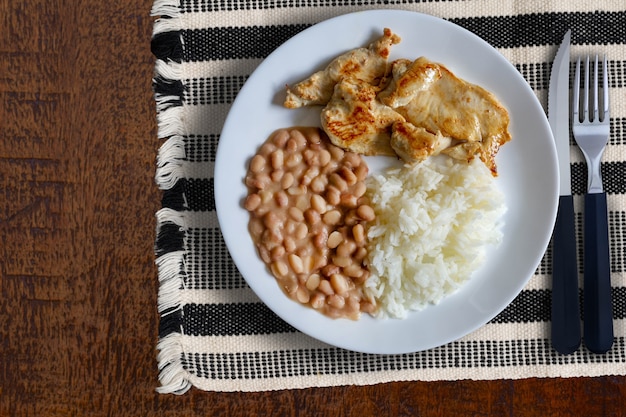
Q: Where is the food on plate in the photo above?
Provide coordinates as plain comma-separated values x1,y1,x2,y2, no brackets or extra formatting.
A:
245,29,509,320
321,77,403,156
283,29,511,175
244,127,377,320
379,57,511,175
364,157,506,319
284,28,401,109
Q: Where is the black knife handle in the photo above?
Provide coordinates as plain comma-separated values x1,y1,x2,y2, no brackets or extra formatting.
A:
551,195,581,354
583,192,614,353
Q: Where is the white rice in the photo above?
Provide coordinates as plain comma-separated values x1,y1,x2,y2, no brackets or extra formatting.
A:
364,157,506,319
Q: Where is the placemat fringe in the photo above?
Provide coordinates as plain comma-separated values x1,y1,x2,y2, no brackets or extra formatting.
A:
151,0,191,395
156,136,186,190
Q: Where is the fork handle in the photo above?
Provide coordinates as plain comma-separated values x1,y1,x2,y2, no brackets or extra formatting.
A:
583,192,614,353
551,195,582,354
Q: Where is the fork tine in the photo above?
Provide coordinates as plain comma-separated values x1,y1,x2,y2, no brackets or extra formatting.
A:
584,56,590,122
573,57,580,122
593,55,599,122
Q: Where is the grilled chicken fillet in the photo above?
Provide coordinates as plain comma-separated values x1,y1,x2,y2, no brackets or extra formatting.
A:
284,28,401,109
380,57,511,174
321,77,403,156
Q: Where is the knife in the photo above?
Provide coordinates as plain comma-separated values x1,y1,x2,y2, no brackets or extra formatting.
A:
548,29,581,354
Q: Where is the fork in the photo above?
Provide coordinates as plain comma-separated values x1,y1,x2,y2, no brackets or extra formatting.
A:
572,55,614,353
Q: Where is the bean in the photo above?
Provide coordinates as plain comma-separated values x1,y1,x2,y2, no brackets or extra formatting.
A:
281,172,294,189
290,129,307,149
326,186,341,205
328,145,344,161
249,218,264,237
336,241,356,257
344,152,361,168
286,138,298,152
347,296,360,314
259,190,272,204
295,223,308,240
288,206,304,222
357,204,375,221
353,269,369,284
355,164,368,181
271,149,284,169
270,169,284,182
302,166,320,185
244,193,261,211
296,286,310,303
327,231,343,249
288,254,304,274
354,247,367,261
259,246,271,263
306,274,321,291
264,212,280,229
272,129,290,147
322,210,341,226
295,195,308,211
304,209,321,225
306,128,321,144
300,255,313,274
259,142,276,156
271,261,288,277
310,176,327,193
343,264,364,278
284,280,299,295
343,210,359,226
310,194,327,214
263,228,282,245
287,185,306,195
332,256,351,268
360,301,377,314
275,191,288,207
313,229,328,248
286,153,303,168
321,263,340,278
329,173,347,192
352,224,365,245
353,181,366,198
250,154,266,173
327,294,345,309
318,279,334,295
340,194,358,208
310,293,325,309
283,237,296,253
248,173,270,190
319,149,331,166
338,166,357,185
271,246,285,261
303,149,318,166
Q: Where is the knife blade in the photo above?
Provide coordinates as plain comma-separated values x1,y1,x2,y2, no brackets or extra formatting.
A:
548,29,581,354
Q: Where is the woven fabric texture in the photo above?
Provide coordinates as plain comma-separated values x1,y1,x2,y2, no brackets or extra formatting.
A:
151,1,626,394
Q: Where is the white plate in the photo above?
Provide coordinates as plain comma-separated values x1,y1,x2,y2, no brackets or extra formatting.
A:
215,10,558,354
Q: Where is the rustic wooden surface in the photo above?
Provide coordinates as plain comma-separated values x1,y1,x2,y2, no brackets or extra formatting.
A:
1,1,625,416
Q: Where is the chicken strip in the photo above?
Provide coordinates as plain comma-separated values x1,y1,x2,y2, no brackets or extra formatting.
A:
380,57,511,175
321,77,404,156
284,28,401,109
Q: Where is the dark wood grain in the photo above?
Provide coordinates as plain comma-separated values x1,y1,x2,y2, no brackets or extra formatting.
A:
1,2,624,416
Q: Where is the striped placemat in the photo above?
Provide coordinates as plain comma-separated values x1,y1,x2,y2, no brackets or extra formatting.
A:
151,1,626,393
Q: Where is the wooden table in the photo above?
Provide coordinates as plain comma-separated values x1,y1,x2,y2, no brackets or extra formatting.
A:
1,1,624,415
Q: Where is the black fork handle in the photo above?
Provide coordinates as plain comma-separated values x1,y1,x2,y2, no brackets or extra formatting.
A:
583,192,614,353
